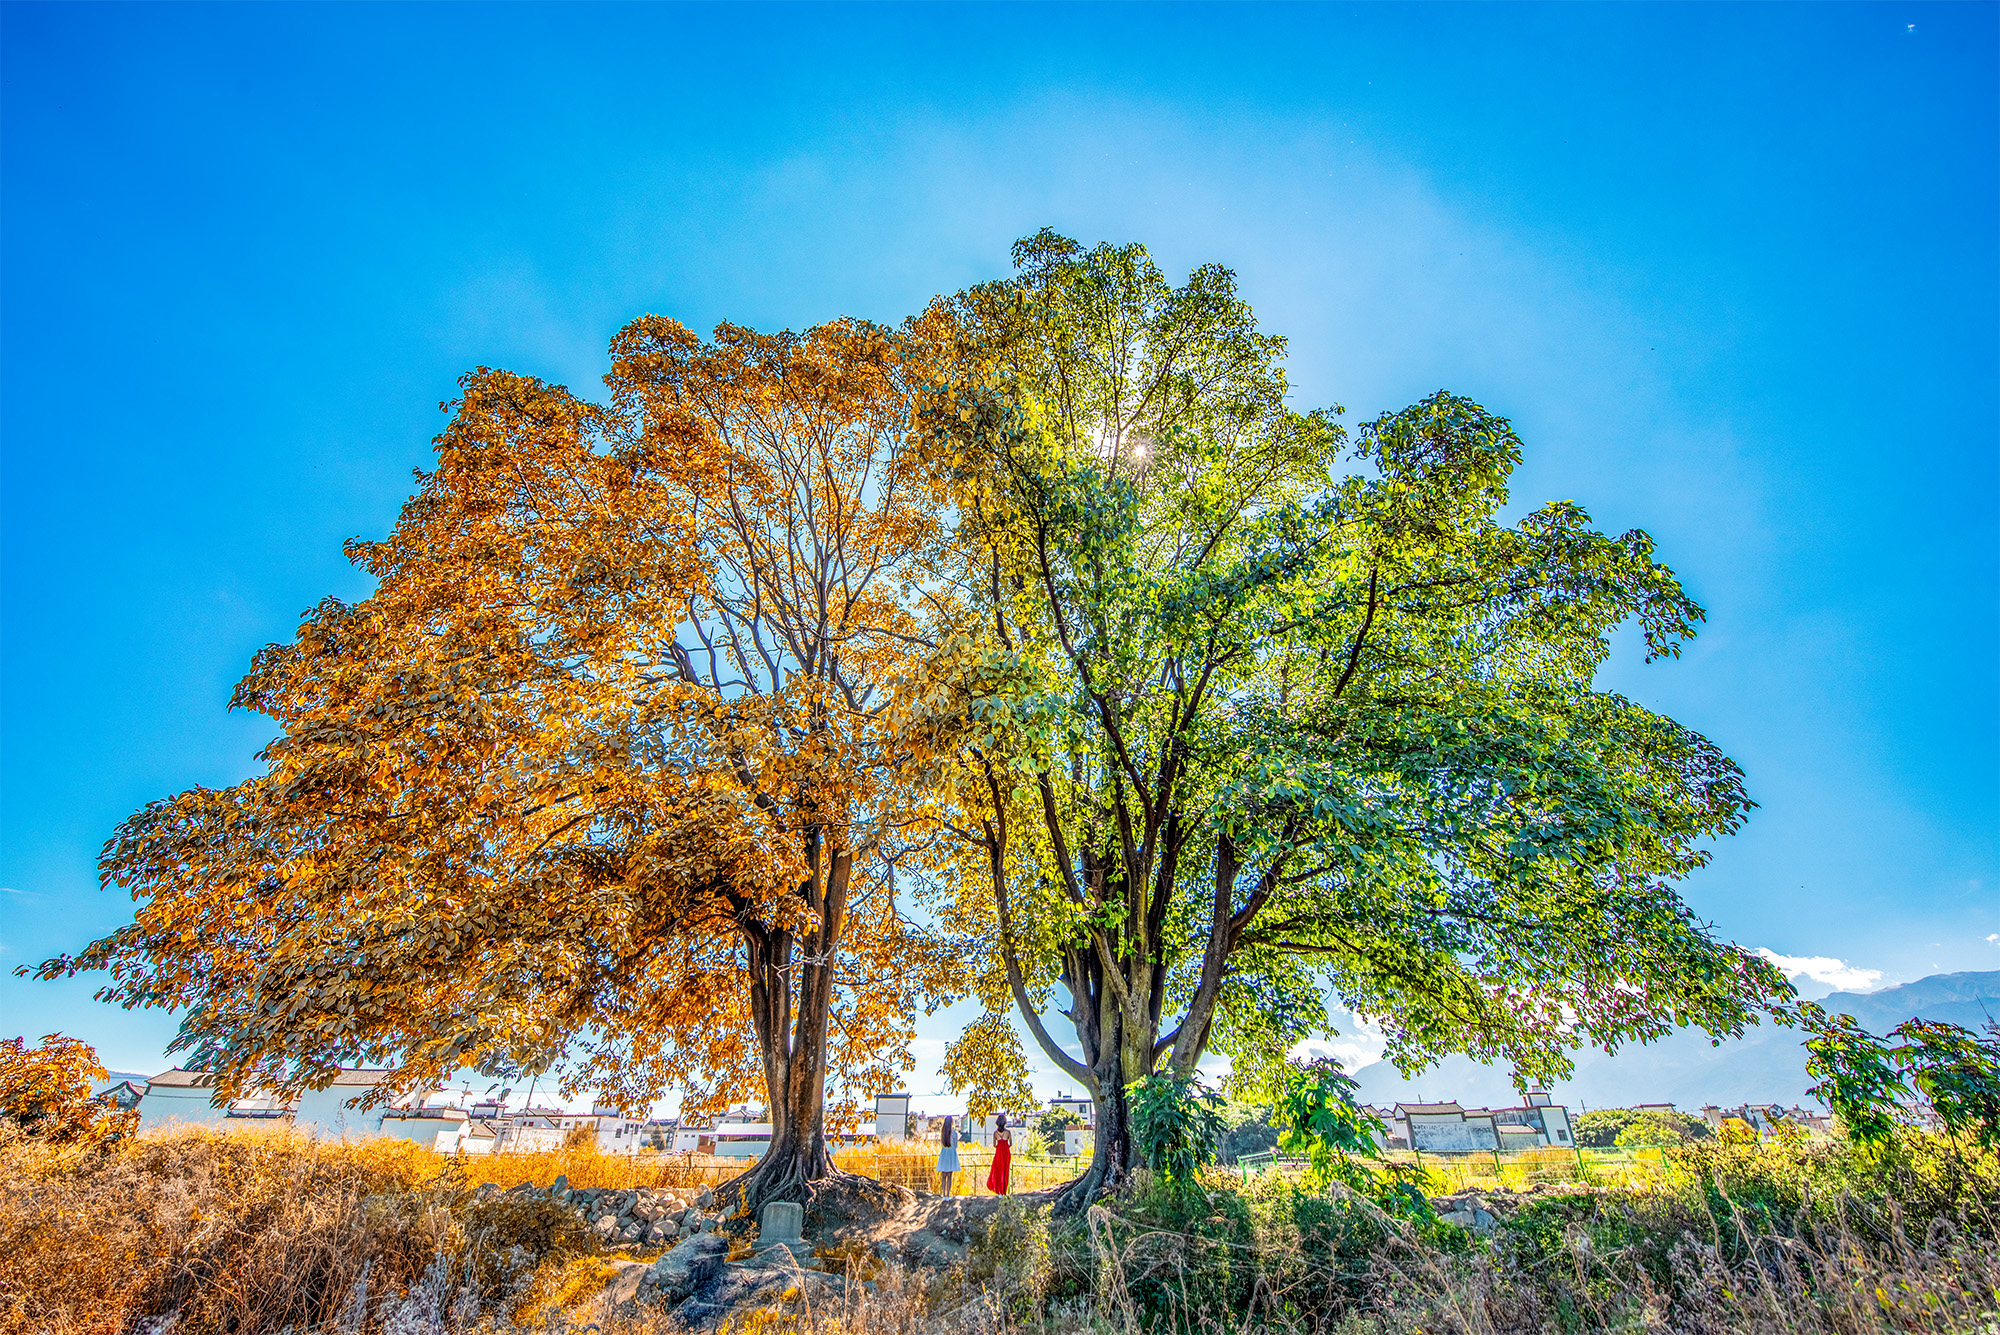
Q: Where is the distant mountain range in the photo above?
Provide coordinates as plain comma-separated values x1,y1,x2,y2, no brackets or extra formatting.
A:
1347,970,2000,1113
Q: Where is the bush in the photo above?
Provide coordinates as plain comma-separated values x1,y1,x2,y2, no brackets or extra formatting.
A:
0,1033,136,1146
967,1194,1053,1310
1574,1105,1709,1148
1061,1129,1999,1335
1126,1071,1226,1189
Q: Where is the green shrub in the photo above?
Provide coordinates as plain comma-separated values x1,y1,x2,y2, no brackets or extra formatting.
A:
968,1194,1053,1308
1126,1071,1227,1189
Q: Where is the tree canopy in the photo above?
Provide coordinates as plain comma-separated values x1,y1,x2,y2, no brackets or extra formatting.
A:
913,230,1789,1202
35,314,971,1204
33,230,1786,1212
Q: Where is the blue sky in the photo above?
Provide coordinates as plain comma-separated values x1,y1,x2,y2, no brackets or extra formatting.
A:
2,3,1994,1102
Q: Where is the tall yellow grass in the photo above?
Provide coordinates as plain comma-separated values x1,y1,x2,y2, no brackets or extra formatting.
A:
833,1142,1080,1196
0,1124,744,1334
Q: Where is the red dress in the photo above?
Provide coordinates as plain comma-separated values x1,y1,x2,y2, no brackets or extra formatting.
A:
986,1131,1012,1195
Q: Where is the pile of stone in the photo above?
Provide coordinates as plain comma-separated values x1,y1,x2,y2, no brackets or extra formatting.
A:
473,1175,725,1247
635,1201,844,1330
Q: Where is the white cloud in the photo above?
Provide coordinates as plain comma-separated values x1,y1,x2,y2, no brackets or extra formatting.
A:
1986,933,1998,948
1756,948,1883,994
1291,1012,1390,1073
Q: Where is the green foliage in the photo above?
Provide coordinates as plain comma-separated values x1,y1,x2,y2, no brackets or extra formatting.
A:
1030,1108,1074,1157
1613,1113,1686,1147
1803,1003,1907,1144
1214,1102,1279,1165
1573,1108,1640,1147
1890,1017,2000,1150
966,1195,1053,1307
1125,1069,1226,1188
1114,1171,1259,1331
1575,1106,1709,1147
1272,1058,1379,1186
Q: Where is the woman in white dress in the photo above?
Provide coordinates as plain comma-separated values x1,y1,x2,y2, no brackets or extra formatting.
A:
936,1114,961,1196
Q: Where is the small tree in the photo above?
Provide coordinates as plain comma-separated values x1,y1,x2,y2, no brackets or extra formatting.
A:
1125,1069,1226,1189
1272,1059,1379,1187
0,1034,135,1146
1891,1018,2000,1150
1573,1108,1644,1148
1799,1004,2000,1151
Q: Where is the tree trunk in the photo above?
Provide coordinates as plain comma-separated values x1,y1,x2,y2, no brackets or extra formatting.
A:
1049,944,1159,1214
1054,1044,1136,1213
721,846,857,1216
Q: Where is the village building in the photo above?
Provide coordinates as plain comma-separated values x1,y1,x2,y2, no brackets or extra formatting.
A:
1701,1102,1831,1136
135,1069,294,1132
94,1077,149,1111
674,1102,773,1159
1378,1091,1574,1152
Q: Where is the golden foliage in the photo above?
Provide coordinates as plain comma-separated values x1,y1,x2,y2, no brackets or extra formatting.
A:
0,1032,134,1146
41,314,981,1157
940,1013,1040,1122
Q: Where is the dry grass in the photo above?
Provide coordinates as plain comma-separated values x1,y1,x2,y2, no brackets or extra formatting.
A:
0,1124,617,1334
833,1145,1079,1198
6,1124,1996,1335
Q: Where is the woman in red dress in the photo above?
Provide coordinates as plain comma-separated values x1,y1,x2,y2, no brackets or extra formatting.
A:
986,1113,1012,1195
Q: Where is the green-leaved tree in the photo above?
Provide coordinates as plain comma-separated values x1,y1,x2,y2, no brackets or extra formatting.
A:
916,230,1790,1207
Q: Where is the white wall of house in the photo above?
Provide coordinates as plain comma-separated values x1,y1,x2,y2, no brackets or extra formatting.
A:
137,1081,233,1131
673,1123,772,1158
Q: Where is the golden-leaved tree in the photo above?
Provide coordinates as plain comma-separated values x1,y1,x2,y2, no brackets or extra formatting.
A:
33,314,970,1206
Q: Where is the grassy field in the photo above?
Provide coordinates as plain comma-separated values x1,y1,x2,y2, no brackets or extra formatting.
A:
4,1123,1995,1335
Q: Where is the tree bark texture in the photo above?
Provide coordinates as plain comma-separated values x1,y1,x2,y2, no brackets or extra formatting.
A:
722,840,855,1212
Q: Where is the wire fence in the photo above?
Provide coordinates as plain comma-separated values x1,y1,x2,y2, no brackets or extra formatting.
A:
833,1142,1084,1196
1232,1144,1671,1191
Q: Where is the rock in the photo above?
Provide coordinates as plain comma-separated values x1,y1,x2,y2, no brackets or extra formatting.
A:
633,1190,665,1222
594,1214,622,1241
1439,1207,1498,1234
758,1201,804,1245
598,1259,653,1310
649,1219,679,1244
697,1186,715,1208
646,1233,730,1303
752,1200,809,1264
550,1174,570,1196
673,1265,800,1330
620,1219,647,1242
